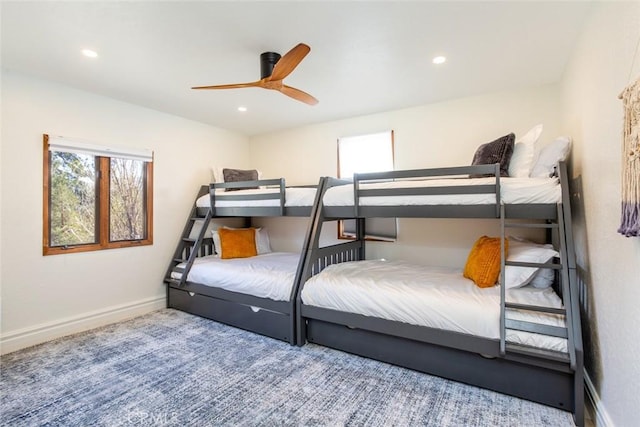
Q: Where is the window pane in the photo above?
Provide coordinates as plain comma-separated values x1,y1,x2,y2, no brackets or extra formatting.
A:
50,151,97,246
337,131,397,241
338,131,394,178
110,158,146,241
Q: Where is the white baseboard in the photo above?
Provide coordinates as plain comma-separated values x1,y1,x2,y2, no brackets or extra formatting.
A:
0,296,166,355
584,370,614,427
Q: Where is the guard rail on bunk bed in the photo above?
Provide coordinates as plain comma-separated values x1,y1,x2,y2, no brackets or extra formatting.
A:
295,162,584,426
164,177,320,345
195,179,318,218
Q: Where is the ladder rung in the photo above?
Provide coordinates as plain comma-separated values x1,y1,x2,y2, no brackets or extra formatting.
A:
173,258,186,263
504,223,558,229
505,319,568,338
505,343,570,363
164,278,182,286
505,302,566,315
182,238,196,243
505,260,561,269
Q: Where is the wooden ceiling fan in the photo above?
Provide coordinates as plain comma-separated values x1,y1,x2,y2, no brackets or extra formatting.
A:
192,43,318,105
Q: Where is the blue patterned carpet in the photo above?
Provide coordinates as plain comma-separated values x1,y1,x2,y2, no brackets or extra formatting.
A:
1,309,574,426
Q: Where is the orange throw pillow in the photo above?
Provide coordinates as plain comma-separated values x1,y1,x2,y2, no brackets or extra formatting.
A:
463,236,509,288
218,228,257,259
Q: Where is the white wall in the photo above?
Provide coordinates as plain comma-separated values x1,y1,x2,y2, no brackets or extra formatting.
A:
0,71,249,353
251,84,563,266
560,2,640,426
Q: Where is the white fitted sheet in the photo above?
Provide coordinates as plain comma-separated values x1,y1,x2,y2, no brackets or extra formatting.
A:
301,259,567,352
171,252,300,301
323,177,561,206
196,187,317,208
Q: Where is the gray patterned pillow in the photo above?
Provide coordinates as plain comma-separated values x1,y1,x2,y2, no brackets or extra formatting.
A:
222,168,259,191
470,133,515,177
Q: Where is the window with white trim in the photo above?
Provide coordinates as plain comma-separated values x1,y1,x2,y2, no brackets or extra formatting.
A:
43,134,153,255
337,130,397,241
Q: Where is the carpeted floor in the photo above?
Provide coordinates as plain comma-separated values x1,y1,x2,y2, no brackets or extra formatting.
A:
0,309,575,426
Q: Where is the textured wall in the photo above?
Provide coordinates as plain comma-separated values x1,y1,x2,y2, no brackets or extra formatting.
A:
560,2,640,425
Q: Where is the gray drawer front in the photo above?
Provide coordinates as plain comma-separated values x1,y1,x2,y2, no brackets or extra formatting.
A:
169,287,291,342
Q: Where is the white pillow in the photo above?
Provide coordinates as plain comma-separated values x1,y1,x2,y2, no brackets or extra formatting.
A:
508,124,543,177
529,267,555,289
255,228,271,254
211,227,271,258
503,239,559,289
211,166,224,183
530,136,572,178
211,230,220,256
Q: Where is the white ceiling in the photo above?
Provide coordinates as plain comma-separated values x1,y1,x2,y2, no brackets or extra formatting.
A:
1,1,593,137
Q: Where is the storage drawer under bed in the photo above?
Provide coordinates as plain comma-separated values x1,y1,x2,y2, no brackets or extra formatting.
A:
306,318,575,412
168,287,292,342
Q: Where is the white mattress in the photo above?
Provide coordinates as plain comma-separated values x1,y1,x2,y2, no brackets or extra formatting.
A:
301,259,567,352
196,187,317,208
323,177,561,206
171,252,300,301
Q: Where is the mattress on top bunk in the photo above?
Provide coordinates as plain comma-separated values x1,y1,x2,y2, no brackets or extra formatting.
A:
301,259,567,352
323,177,561,206
171,252,300,301
196,187,317,208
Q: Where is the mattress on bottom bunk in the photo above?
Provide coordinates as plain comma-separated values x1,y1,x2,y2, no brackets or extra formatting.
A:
301,259,567,352
323,177,561,206
171,252,300,301
196,187,317,208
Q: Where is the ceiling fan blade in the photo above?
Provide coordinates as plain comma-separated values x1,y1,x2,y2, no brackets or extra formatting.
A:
268,43,311,81
192,81,262,90
280,85,318,105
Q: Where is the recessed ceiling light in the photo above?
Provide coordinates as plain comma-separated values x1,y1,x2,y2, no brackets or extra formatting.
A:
432,56,446,65
81,49,98,58
237,106,248,112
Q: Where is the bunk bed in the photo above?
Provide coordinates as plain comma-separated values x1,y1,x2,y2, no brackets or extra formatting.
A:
164,177,320,345
295,162,584,426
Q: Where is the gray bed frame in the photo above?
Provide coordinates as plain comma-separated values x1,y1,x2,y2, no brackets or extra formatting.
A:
295,162,584,426
165,179,319,345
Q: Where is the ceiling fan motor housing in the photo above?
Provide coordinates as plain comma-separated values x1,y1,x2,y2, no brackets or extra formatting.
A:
260,52,281,79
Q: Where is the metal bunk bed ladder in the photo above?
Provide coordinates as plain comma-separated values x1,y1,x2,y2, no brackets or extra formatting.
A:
164,185,213,289
499,202,575,368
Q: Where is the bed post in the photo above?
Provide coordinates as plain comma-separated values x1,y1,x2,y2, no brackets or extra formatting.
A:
558,161,584,426
294,177,328,345
356,217,365,259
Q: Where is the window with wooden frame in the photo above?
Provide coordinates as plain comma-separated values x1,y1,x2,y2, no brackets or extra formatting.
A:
43,134,153,255
337,130,397,241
